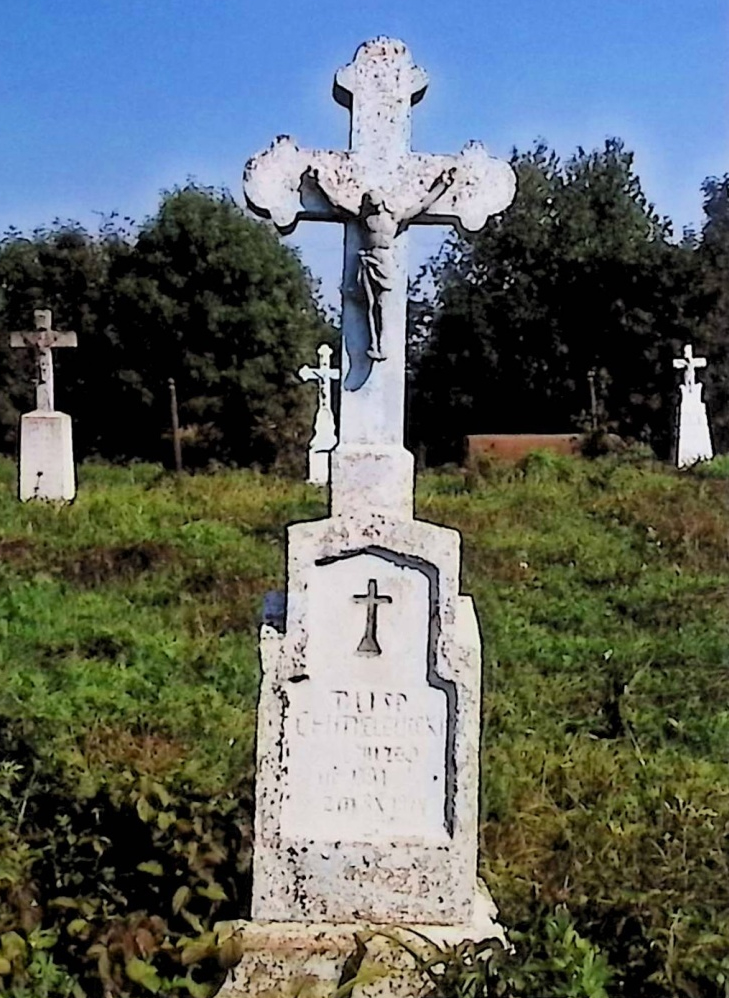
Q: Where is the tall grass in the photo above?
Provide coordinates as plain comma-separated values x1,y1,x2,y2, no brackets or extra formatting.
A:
0,455,728,996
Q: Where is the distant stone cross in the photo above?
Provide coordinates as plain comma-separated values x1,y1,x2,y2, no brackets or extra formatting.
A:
673,344,707,390
244,38,516,452
11,309,77,411
353,578,392,655
298,343,340,417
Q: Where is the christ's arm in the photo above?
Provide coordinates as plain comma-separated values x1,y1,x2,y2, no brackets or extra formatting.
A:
402,167,457,223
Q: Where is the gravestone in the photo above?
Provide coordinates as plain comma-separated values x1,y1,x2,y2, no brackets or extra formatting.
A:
673,344,713,468
11,309,77,501
298,342,340,485
219,38,516,996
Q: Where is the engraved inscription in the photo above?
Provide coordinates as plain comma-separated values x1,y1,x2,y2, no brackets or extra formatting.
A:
282,684,448,842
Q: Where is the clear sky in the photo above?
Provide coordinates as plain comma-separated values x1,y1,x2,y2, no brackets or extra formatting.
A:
1,0,726,305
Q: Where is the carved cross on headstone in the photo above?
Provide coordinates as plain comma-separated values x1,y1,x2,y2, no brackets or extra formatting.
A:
244,38,516,460
353,578,392,655
11,310,77,412
298,343,340,419
673,343,707,390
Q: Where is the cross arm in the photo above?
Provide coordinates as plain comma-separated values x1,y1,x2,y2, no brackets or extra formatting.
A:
10,330,77,349
244,136,362,234
399,142,516,234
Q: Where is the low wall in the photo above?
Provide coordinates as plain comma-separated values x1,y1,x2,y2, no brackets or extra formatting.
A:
466,433,583,463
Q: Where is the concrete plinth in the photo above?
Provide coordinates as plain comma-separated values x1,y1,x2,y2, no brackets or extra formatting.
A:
18,410,75,502
216,886,504,998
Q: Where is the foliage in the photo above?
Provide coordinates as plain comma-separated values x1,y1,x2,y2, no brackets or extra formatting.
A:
408,139,709,463
696,174,729,452
0,185,331,470
1,457,729,995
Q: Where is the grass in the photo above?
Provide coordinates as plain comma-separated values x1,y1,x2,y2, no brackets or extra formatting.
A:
0,453,728,996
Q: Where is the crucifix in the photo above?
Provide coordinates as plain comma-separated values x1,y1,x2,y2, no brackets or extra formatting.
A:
673,343,707,390
244,38,516,467
298,342,340,439
11,309,77,412
353,578,392,655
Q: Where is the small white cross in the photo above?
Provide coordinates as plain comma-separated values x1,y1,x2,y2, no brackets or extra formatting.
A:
673,343,707,390
11,309,77,411
298,343,340,413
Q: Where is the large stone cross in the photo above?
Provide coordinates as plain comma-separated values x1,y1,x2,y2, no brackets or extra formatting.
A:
11,309,77,412
244,38,516,475
673,343,707,390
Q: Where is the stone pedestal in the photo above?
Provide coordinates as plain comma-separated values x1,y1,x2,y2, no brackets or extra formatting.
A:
18,410,75,502
308,449,331,486
217,887,504,998
676,384,713,468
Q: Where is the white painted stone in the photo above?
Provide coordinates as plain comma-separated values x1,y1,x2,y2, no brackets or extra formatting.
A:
220,37,516,997
673,344,713,467
11,309,77,502
18,411,75,502
252,512,483,925
245,36,515,508
299,343,340,486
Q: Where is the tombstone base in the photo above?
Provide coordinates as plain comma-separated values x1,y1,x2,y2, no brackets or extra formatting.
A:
676,389,713,468
307,449,331,486
18,410,75,502
215,885,505,998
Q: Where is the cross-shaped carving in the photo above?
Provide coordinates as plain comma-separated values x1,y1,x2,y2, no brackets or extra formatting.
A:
11,309,77,412
673,343,707,390
353,578,392,655
244,38,516,454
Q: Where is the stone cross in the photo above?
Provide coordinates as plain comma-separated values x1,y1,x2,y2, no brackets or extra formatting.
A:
298,342,340,428
11,309,77,412
673,343,707,390
244,38,515,511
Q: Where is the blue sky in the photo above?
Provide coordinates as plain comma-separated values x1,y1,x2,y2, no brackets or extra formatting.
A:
1,0,726,305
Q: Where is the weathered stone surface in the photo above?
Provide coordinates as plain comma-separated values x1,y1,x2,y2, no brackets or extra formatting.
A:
674,345,713,467
216,888,504,997
220,36,515,998
11,309,77,502
245,37,515,506
18,411,75,502
252,512,481,923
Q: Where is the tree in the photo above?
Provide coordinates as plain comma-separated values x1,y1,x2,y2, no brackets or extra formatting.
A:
0,185,331,469
408,140,704,463
696,175,729,452
0,220,118,455
108,184,330,469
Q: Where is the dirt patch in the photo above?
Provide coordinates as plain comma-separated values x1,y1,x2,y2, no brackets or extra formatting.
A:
182,571,278,634
84,726,187,776
0,537,36,566
59,542,177,586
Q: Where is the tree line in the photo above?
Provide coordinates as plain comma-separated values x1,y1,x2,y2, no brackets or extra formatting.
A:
0,143,727,470
408,139,729,463
0,184,330,472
